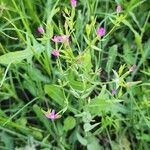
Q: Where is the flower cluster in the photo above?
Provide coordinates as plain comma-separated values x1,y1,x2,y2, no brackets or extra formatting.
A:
52,35,70,43
38,2,129,123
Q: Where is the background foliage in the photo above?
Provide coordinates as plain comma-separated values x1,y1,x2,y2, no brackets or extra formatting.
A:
0,0,150,149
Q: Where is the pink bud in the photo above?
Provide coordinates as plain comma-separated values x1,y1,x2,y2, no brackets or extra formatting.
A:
112,89,117,95
71,0,77,8
129,64,136,72
116,5,122,13
97,27,106,37
51,49,60,57
37,27,45,34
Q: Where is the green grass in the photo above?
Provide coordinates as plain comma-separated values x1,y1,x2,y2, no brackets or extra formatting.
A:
0,0,150,149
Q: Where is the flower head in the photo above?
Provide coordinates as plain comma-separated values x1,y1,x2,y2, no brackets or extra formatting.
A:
37,27,45,34
45,109,60,121
97,27,106,37
116,5,122,13
112,89,117,95
129,64,136,72
51,49,60,57
52,35,70,43
71,0,77,8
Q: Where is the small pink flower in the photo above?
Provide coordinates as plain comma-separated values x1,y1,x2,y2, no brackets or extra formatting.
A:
129,64,136,72
112,89,117,95
51,49,60,57
45,110,59,121
97,27,106,37
116,5,122,13
71,0,77,8
52,35,70,43
37,27,45,34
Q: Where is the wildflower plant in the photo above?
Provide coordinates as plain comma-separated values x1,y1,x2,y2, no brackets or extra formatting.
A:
0,0,150,150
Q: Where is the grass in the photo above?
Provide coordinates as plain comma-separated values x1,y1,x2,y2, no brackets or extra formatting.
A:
0,0,150,149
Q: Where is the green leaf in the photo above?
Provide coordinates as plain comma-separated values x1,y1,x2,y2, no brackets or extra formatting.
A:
81,50,92,73
144,39,150,59
122,20,143,54
0,49,32,65
83,122,100,132
0,37,44,65
106,45,118,73
137,133,150,142
23,77,37,96
0,132,14,150
125,81,142,87
118,64,126,76
64,116,76,131
113,69,120,89
0,109,7,117
76,133,87,146
44,84,64,106
123,42,135,64
67,71,84,91
24,65,50,83
135,32,142,50
33,104,51,133
87,134,103,150
88,97,127,115
75,10,84,38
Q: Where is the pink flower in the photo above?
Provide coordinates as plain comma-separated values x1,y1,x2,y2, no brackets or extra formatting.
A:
97,27,106,37
37,27,45,34
116,5,122,13
112,89,117,95
51,49,60,57
129,64,136,72
71,0,77,8
45,110,59,121
52,35,70,43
